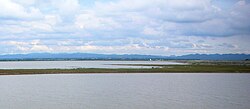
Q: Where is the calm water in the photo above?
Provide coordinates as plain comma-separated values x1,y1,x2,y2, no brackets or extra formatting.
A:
0,61,184,69
0,73,249,109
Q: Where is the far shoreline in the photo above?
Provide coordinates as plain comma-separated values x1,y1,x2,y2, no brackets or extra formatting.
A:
0,60,249,75
0,64,249,76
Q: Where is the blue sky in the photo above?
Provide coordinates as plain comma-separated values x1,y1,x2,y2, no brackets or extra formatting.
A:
0,0,249,55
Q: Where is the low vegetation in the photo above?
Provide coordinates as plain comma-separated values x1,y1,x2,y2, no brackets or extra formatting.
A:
0,64,249,75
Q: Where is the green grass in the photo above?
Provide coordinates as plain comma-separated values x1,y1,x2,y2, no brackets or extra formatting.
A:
0,65,249,75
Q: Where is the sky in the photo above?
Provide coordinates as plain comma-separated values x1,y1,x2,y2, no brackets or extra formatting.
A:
0,0,250,56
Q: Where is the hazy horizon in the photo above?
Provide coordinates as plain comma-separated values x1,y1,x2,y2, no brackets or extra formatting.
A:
0,0,249,55
0,52,250,56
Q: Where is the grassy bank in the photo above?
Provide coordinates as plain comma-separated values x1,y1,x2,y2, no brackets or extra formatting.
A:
0,64,249,75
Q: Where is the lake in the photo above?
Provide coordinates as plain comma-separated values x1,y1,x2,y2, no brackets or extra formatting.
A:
0,61,184,69
0,73,249,109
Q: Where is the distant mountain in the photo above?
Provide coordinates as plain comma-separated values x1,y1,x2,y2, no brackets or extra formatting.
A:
0,53,166,60
172,54,250,61
0,53,249,61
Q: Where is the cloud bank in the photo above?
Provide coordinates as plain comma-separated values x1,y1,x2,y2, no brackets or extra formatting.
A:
0,0,249,55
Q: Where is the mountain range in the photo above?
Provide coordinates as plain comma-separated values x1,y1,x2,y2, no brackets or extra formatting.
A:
0,53,249,61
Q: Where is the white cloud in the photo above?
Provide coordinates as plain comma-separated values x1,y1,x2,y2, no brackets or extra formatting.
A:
51,44,169,55
45,15,62,26
75,12,120,30
0,0,27,18
142,27,163,36
30,45,52,51
0,0,43,19
0,0,249,55
52,0,80,15
13,0,36,6
4,40,53,53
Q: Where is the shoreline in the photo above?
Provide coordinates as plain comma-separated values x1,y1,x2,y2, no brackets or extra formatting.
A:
0,65,249,75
